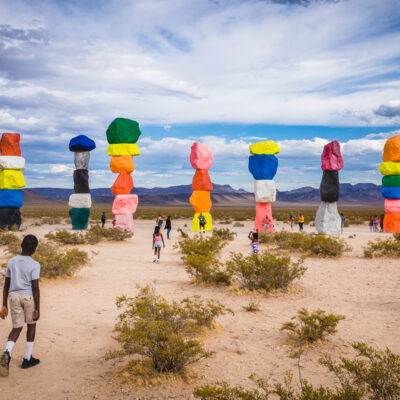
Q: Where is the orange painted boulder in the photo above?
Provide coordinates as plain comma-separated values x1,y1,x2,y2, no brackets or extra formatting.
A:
383,134,400,162
189,190,212,213
0,133,21,156
110,156,134,174
254,202,273,233
111,173,133,195
190,142,213,170
383,213,400,233
192,170,213,191
112,194,138,214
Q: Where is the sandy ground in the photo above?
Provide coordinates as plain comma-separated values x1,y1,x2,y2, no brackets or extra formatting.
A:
0,219,399,400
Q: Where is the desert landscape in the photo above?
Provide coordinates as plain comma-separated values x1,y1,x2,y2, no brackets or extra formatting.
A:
0,212,398,400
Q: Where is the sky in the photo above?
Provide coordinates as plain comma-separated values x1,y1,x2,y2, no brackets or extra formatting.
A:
0,0,400,191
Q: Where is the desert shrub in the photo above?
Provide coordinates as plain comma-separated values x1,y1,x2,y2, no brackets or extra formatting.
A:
242,301,260,312
45,230,87,245
178,228,188,238
212,228,237,241
226,251,306,291
109,286,229,375
177,234,233,285
259,231,350,257
40,216,63,225
281,308,345,344
320,342,400,400
220,220,232,225
233,222,245,227
363,234,400,258
0,232,20,247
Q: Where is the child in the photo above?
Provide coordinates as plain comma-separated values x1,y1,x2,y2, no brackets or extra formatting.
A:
198,213,206,233
152,226,165,263
248,228,259,254
0,235,40,377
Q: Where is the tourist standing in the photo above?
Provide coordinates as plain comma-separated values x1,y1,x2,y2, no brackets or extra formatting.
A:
164,216,172,240
369,215,374,232
262,215,271,233
289,214,295,231
198,213,206,233
340,213,346,234
380,214,385,232
101,212,106,228
156,215,163,228
298,215,305,231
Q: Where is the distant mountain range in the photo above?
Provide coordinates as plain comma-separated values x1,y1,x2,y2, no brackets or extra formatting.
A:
23,182,384,207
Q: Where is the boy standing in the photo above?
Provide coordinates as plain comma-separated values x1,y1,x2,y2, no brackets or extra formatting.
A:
0,235,40,377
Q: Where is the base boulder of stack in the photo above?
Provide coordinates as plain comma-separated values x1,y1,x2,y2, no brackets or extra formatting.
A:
315,202,341,235
115,214,135,232
192,212,212,231
0,207,21,229
69,208,90,230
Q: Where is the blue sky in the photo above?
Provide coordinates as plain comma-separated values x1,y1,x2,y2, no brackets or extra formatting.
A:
0,0,400,191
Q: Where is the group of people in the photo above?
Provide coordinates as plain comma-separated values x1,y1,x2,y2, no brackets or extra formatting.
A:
369,215,384,232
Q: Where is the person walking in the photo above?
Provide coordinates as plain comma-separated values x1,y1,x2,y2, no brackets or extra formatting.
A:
156,215,163,228
298,214,305,231
101,212,106,228
380,214,385,232
0,235,41,377
152,226,165,263
340,213,346,234
289,214,295,231
198,213,206,233
373,215,379,232
164,216,172,240
369,215,374,232
248,228,259,254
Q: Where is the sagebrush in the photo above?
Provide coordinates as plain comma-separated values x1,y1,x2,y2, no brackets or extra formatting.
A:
363,234,400,258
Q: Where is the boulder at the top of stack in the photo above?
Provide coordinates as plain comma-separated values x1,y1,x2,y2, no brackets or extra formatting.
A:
248,155,278,180
249,141,280,155
190,143,213,170
69,135,96,152
321,140,343,171
0,133,21,156
383,134,400,162
106,118,141,144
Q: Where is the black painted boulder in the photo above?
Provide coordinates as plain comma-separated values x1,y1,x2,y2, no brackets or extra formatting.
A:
73,169,90,193
320,170,339,202
0,207,21,230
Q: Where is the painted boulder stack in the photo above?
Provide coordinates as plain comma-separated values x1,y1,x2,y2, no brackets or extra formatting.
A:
380,134,400,232
68,135,96,229
190,142,213,231
0,133,25,229
315,140,343,235
107,118,140,232
248,141,279,233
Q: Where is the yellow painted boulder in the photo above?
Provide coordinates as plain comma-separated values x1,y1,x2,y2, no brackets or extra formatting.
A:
383,134,400,162
249,141,280,155
379,162,400,176
107,143,140,156
0,170,25,189
189,190,212,213
192,212,212,232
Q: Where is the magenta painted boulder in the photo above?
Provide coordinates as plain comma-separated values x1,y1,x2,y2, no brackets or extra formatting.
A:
190,142,213,170
115,214,134,232
321,140,344,171
112,194,138,215
385,199,400,214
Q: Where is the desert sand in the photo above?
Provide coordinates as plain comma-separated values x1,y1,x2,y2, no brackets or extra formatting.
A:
0,219,399,400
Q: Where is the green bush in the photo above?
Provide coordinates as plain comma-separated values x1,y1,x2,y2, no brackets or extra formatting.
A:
363,234,400,258
45,230,87,245
177,228,188,238
242,301,260,312
226,252,306,291
233,222,245,227
212,228,237,241
259,231,350,258
281,308,345,344
108,286,229,374
0,232,20,247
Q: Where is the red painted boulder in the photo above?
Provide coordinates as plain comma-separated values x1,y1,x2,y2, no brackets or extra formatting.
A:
254,202,273,233
321,140,343,171
112,194,138,215
190,142,213,170
0,133,21,156
111,173,133,195
192,169,213,191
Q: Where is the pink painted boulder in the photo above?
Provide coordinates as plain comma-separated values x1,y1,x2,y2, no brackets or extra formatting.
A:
321,140,344,171
115,214,134,232
254,202,273,233
112,194,138,215
384,199,400,214
190,142,213,170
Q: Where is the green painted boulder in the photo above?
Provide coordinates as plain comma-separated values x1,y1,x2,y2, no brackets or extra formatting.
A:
106,118,141,144
69,208,90,230
382,175,400,187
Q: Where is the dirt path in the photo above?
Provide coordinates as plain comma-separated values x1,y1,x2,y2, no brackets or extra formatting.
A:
0,220,399,399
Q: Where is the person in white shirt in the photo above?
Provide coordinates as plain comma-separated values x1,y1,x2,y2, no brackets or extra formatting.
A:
0,235,40,377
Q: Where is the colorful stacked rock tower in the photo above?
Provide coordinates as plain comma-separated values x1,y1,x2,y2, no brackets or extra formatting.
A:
190,142,213,231
315,140,343,235
68,135,96,230
0,133,25,230
248,141,280,233
380,134,400,233
106,118,140,232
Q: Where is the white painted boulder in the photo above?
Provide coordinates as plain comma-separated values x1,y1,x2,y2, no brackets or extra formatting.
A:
68,193,92,208
254,180,276,203
0,156,25,170
315,202,341,235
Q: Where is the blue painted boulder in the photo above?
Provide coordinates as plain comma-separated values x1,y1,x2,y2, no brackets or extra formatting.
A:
69,135,96,152
381,186,400,199
0,190,23,208
248,155,278,180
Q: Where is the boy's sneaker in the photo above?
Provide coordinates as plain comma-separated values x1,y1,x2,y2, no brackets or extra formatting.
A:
21,356,40,369
0,351,11,377
156,259,160,264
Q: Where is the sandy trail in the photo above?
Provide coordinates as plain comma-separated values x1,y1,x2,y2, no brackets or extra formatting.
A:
0,220,399,400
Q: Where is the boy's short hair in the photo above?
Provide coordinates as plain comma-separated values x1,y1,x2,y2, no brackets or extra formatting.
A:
21,234,39,253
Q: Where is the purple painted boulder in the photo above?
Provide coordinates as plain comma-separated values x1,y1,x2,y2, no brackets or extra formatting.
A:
190,142,213,170
321,140,344,171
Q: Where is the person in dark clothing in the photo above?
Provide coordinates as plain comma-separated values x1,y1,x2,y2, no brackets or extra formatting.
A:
198,213,206,233
248,228,259,254
101,212,106,228
164,216,172,240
